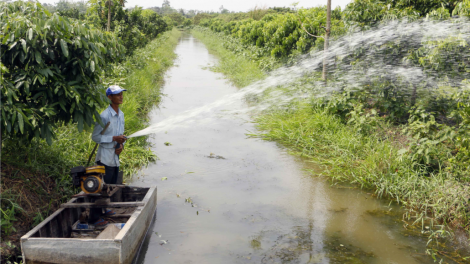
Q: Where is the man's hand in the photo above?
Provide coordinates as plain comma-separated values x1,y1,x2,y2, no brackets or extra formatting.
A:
115,144,123,155
113,135,127,144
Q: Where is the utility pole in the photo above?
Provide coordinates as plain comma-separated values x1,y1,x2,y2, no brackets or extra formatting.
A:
322,0,331,82
107,0,113,32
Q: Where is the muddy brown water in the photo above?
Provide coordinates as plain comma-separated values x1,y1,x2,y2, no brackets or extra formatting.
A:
131,33,436,264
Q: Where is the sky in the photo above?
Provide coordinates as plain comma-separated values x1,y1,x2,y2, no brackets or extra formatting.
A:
37,0,353,12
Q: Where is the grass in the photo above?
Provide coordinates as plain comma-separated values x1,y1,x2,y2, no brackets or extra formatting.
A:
253,103,469,225
0,28,182,262
191,27,266,87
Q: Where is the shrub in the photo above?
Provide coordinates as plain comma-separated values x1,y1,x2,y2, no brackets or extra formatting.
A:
1,1,125,144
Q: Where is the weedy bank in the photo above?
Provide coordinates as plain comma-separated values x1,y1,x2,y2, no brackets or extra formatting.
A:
0,28,181,262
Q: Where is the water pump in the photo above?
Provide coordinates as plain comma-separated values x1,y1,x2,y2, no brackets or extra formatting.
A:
70,165,105,194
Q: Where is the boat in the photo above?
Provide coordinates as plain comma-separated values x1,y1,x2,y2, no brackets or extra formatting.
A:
20,185,157,264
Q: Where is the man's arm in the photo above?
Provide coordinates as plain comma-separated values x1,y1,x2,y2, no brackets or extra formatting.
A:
92,115,113,144
115,144,123,155
115,112,126,155
119,111,127,146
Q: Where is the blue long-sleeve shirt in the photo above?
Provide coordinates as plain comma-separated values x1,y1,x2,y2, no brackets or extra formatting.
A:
92,105,125,167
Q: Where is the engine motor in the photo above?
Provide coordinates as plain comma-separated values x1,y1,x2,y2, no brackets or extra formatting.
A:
70,165,105,194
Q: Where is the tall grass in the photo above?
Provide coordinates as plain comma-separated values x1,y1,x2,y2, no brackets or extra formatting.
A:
253,103,469,228
191,28,265,87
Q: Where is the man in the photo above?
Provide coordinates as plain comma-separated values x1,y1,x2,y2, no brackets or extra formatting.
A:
90,85,127,226
92,85,127,183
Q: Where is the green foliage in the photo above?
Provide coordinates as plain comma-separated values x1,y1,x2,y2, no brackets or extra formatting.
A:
426,6,451,20
407,34,470,81
1,1,125,144
269,7,295,14
182,18,193,27
453,0,470,16
400,107,451,168
86,0,170,55
320,92,357,119
165,12,185,26
0,199,24,236
193,27,278,71
2,27,181,177
162,16,174,28
54,0,88,20
445,89,470,180
343,0,458,28
347,103,380,135
193,13,215,25
199,7,345,59
214,12,250,22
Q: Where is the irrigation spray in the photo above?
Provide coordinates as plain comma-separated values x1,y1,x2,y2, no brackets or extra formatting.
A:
128,18,470,138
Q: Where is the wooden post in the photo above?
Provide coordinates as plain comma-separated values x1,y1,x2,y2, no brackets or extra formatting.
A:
411,86,417,106
322,0,331,82
107,0,112,32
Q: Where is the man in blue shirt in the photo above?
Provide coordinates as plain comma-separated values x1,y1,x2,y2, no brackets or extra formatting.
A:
90,85,127,226
92,85,127,184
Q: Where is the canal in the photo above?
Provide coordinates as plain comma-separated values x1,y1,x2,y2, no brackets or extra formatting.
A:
133,32,432,264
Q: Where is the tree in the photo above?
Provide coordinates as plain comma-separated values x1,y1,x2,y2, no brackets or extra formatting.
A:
0,62,8,153
183,18,192,27
162,0,170,8
147,6,161,14
107,0,125,31
166,12,185,25
219,5,229,14
86,0,170,54
193,13,213,25
55,0,87,20
161,0,175,15
186,10,198,18
1,1,125,145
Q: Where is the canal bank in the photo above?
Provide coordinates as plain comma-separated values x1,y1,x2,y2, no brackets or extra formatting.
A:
130,33,442,263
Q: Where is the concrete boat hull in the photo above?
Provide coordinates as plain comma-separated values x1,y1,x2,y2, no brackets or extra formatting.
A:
21,186,157,264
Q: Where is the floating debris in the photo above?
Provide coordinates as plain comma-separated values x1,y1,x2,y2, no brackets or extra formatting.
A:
207,153,226,159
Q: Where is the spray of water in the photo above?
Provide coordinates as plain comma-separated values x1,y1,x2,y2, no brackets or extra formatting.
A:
128,18,470,138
